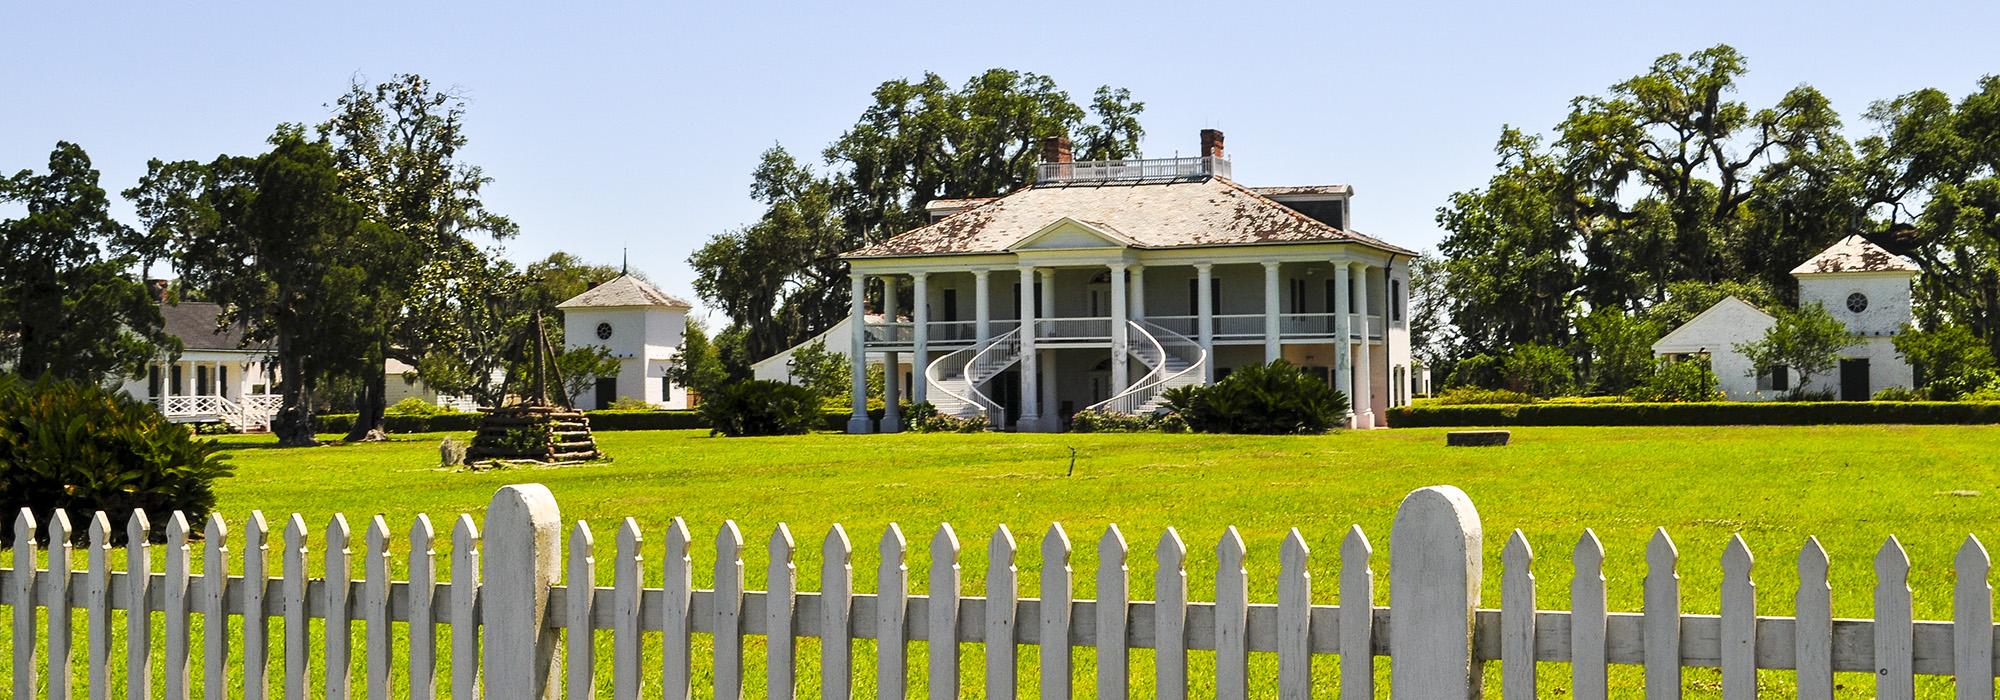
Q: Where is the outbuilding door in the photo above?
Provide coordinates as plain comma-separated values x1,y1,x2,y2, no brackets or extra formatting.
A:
595,377,617,410
1840,359,1870,401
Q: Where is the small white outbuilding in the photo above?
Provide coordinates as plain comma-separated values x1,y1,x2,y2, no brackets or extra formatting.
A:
1651,235,1919,401
556,275,694,410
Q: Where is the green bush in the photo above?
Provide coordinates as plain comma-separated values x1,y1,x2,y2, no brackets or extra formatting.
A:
699,380,820,437
385,397,457,417
905,403,991,433
1502,344,1575,398
1542,395,1631,405
1432,387,1533,405
317,408,858,434
1628,360,1724,403
1446,353,1504,389
1161,361,1350,434
0,376,233,546
1873,386,1924,402
1386,401,2000,427
1069,408,1155,433
606,396,655,411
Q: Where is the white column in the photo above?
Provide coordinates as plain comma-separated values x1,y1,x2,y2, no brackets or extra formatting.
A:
881,276,903,432
847,273,872,434
911,272,929,406
1351,262,1374,429
1333,264,1354,428
1128,266,1146,322
973,269,992,345
1196,264,1215,383
1109,263,1130,397
1039,269,1057,329
1038,268,1058,431
1262,261,1282,362
1017,266,1041,431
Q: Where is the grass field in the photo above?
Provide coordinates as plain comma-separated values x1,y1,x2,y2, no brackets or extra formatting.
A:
9,425,2000,697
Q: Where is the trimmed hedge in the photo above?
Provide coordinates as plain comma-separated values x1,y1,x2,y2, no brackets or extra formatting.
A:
316,408,859,434
1387,401,2000,428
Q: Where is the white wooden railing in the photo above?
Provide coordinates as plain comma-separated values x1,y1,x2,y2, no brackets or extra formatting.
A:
159,393,279,431
5,484,1998,698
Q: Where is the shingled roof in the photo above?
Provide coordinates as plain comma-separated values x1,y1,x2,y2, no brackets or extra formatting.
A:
1791,234,1921,275
844,177,1412,258
162,302,269,351
556,275,693,309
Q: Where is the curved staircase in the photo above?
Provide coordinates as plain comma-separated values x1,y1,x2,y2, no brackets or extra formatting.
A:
922,321,1207,426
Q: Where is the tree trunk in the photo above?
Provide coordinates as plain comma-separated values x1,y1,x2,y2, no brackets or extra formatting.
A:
345,341,390,442
271,341,320,447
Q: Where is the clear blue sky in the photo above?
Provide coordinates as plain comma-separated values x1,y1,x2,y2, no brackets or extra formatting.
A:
6,1,1997,321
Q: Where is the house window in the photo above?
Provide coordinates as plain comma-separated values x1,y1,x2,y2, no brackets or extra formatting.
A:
1187,278,1221,315
1289,279,1307,313
148,367,161,397
662,374,673,398
1391,279,1405,323
1757,364,1791,392
942,289,959,322
196,366,211,396
219,366,229,398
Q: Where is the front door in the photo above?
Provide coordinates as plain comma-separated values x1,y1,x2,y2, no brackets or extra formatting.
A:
595,377,618,409
1840,359,1870,401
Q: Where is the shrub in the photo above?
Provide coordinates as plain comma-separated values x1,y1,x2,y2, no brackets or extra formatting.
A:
1161,361,1349,434
1543,395,1632,405
1432,387,1534,405
1734,303,1852,396
1386,401,2000,428
1894,324,1998,400
1628,360,1724,403
906,403,990,433
606,396,654,411
698,380,820,437
1502,344,1575,398
0,376,233,546
1445,353,1504,389
1577,308,1663,395
385,397,457,417
1069,408,1154,433
1873,386,1924,402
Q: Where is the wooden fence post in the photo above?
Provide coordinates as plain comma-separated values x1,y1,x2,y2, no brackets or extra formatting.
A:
482,483,563,699
1389,485,1483,699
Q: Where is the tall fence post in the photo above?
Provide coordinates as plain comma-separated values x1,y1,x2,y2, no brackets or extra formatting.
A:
482,483,563,699
1389,485,1484,699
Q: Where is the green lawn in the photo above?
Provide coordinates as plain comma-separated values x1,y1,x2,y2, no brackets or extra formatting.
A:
10,425,2000,697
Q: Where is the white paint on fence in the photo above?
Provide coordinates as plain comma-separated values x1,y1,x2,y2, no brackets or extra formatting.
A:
4,482,2000,699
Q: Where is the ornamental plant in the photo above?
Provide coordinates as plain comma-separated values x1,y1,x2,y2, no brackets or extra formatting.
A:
1161,360,1350,434
698,380,819,437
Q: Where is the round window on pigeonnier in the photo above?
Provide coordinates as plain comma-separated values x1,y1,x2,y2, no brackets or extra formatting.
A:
1846,293,1868,314
596,322,614,340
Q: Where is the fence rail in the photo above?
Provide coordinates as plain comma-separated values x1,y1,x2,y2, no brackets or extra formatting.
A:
4,484,1998,698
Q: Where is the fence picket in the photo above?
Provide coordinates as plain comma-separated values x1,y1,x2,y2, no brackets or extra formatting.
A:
1215,526,1248,700
714,521,746,700
364,516,390,700
878,524,910,700
662,517,693,699
567,522,597,699
1645,528,1681,699
450,515,480,700
1277,529,1310,700
165,512,192,700
929,524,962,700
1339,525,1373,700
987,525,1020,700
243,513,270,700
49,509,74,700
1953,535,1992,699
88,512,113,700
1098,525,1131,700
768,524,798,700
203,514,230,700
407,515,435,700
1720,535,1755,700
1572,529,1608,700
1794,537,1832,699
1155,528,1188,700
14,509,38,700
283,515,307,700
614,519,644,700
1875,536,1914,700
127,510,154,700
1039,524,1073,700
822,525,854,700
1501,530,1535,700
326,515,352,700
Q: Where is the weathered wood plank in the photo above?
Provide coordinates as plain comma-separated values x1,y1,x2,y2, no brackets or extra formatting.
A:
1954,535,1992,699
714,521,746,700
1720,534,1755,700
364,516,390,700
1388,486,1484,699
662,517,693,699
822,525,854,700
614,519,644,700
1572,529,1608,700
1040,523,1073,700
1098,525,1131,700
202,513,230,700
877,524,909,700
1340,525,1373,700
1794,537,1832,699
768,524,798,700
48,510,74,700
1215,526,1248,700
449,515,480,700
929,524,961,700
1501,529,1535,700
1876,536,1914,700
283,515,308,700
165,512,192,700
14,509,39,700
325,514,352,700
87,512,113,700
1155,528,1189,700
987,525,1020,700
127,510,154,700
1276,528,1310,700
1645,528,1681,699
567,521,597,699
406,515,435,700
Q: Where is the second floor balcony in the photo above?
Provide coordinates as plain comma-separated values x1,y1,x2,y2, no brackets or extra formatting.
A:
862,313,1385,349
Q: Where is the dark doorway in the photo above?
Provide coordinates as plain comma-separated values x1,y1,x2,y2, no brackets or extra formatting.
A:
1840,359,1870,401
989,369,1020,429
595,377,618,409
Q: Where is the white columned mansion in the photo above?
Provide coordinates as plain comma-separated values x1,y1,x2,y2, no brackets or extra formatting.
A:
840,130,1417,433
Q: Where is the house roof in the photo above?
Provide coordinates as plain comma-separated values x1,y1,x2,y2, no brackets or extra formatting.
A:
1249,184,1352,197
844,177,1413,258
1650,296,1774,353
161,302,269,352
556,275,692,309
1791,234,1920,275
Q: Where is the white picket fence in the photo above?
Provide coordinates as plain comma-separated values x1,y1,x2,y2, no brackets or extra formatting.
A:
2,484,1997,698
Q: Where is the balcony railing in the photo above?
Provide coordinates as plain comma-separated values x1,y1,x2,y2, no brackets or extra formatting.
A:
1035,317,1114,340
1036,156,1230,184
864,314,1384,347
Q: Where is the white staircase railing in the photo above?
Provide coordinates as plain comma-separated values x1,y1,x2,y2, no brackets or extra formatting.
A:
1085,321,1208,416
922,329,1022,419
160,393,279,431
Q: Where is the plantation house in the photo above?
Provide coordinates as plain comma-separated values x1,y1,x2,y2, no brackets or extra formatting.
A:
558,273,695,410
1651,235,1918,400
840,130,1417,433
116,281,280,431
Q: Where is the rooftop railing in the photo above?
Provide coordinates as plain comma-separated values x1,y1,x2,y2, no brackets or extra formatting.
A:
1036,155,1230,184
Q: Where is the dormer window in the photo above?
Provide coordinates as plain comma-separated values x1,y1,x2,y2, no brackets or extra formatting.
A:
1846,293,1868,314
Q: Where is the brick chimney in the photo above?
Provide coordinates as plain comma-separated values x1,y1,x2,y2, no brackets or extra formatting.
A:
1200,129,1226,159
1041,136,1073,164
146,278,170,304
